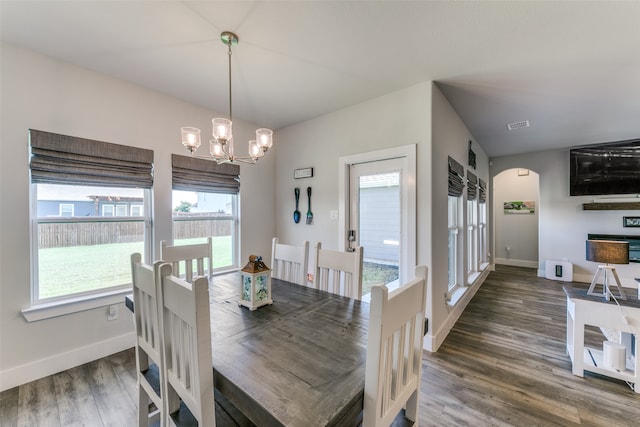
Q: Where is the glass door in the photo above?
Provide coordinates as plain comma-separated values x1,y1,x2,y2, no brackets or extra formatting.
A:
349,158,404,297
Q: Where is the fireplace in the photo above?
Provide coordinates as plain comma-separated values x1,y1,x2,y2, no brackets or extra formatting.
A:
588,234,640,263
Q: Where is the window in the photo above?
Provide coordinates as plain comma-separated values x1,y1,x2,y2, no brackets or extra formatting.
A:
447,157,465,294
466,171,479,282
172,190,237,271
59,203,74,217
115,204,127,216
131,204,143,216
466,198,478,277
448,195,461,291
478,179,488,270
102,204,114,216
171,154,240,272
30,130,153,303
34,184,150,300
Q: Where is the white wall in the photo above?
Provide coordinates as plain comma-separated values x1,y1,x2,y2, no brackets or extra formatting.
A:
493,169,539,267
491,150,640,288
274,82,432,252
273,81,491,352
1,43,497,388
0,43,275,390
431,85,490,351
274,82,439,340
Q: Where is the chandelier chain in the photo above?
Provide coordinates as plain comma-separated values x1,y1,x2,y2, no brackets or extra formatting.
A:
227,39,233,123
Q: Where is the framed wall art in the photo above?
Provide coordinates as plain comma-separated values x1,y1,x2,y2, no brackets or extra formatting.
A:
468,140,476,169
623,216,640,227
504,201,535,214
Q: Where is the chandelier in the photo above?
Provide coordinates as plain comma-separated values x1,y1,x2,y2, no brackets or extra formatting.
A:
180,31,273,164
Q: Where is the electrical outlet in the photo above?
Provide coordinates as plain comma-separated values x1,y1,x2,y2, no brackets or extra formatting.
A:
107,304,118,321
306,273,314,282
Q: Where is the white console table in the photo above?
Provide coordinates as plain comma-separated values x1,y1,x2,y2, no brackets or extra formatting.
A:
564,286,639,393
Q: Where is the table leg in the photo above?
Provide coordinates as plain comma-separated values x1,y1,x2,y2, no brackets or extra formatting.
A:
572,311,585,377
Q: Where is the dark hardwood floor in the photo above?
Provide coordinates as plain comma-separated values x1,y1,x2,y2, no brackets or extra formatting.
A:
419,265,640,426
1,265,638,426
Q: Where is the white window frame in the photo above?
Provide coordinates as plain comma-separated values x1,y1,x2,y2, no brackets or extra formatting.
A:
131,204,143,216
467,198,479,284
447,195,461,293
479,201,489,270
171,190,239,273
102,204,114,216
59,203,74,217
29,184,152,309
115,204,127,216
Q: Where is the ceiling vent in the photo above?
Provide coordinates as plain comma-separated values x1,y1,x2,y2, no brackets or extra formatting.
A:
507,120,530,130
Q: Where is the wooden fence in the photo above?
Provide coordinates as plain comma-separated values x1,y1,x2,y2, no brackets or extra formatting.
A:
39,219,232,248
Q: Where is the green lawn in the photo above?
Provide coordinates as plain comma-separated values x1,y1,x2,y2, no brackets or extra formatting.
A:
39,238,394,299
38,236,232,299
362,262,399,296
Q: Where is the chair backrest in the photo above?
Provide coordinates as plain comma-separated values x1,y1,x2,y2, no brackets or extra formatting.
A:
270,238,310,285
130,253,165,425
158,263,215,426
363,265,428,427
160,237,212,283
312,243,363,299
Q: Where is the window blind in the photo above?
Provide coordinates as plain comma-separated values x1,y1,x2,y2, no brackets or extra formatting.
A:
479,178,487,204
448,156,465,197
172,154,240,194
467,171,478,201
29,129,153,188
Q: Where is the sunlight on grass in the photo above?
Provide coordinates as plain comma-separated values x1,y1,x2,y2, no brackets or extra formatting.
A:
38,236,233,299
362,262,399,296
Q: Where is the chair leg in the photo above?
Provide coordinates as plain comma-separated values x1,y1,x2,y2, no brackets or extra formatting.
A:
138,387,149,426
404,389,419,423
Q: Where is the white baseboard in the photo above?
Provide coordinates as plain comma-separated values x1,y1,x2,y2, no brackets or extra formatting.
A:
423,333,437,352
424,268,491,352
494,258,539,269
0,332,135,392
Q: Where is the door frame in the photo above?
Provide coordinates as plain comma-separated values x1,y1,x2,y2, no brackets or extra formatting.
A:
338,144,416,282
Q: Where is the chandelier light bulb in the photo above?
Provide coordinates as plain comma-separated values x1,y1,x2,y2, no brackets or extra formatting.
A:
256,128,273,150
210,140,224,158
248,140,263,158
181,127,201,153
212,118,232,143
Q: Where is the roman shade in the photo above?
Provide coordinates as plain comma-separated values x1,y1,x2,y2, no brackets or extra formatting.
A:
29,129,153,188
172,154,240,194
467,171,478,201
448,156,465,197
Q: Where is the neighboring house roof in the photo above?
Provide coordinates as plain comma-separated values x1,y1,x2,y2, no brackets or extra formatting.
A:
36,183,143,202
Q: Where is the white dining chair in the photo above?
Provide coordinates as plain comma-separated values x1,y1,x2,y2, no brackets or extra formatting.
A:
158,263,215,426
363,265,428,427
270,237,310,286
312,243,363,299
160,237,213,283
130,253,165,426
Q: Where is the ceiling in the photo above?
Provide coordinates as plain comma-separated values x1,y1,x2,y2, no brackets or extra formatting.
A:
2,1,639,158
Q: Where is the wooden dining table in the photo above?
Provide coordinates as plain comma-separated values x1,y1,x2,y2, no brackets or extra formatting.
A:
127,273,370,426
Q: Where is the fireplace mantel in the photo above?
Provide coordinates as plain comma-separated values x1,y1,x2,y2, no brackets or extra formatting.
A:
583,202,640,210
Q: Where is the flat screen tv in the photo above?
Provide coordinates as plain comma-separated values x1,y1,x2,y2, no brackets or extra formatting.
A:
570,139,640,196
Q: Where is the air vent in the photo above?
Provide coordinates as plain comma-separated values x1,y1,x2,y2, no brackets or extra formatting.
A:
507,120,530,130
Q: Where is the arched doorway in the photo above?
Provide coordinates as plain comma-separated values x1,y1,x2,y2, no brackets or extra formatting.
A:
492,168,540,269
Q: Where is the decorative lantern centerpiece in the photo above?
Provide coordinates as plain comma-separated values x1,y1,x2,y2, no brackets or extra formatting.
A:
239,255,272,310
